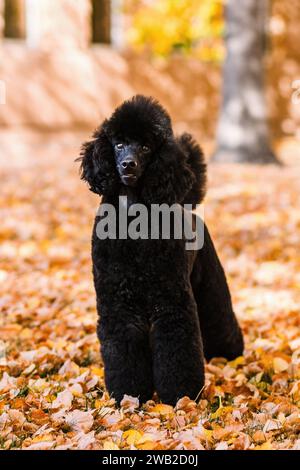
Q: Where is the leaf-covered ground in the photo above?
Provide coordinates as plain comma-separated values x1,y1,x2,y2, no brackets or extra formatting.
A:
0,136,300,450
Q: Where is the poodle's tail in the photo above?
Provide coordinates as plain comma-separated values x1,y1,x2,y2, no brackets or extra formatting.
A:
177,133,207,207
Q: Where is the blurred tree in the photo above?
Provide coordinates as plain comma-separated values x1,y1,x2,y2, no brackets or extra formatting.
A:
92,0,111,44
213,0,279,164
4,0,26,39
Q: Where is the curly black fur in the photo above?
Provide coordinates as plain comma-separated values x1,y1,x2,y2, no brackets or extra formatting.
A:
78,95,244,406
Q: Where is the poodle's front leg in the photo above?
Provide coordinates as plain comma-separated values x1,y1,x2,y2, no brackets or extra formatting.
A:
98,313,153,405
151,298,205,406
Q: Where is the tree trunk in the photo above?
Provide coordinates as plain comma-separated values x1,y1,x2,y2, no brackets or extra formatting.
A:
92,0,111,44
212,0,279,164
4,0,26,39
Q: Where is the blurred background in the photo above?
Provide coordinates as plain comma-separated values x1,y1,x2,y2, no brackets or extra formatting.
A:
0,0,299,166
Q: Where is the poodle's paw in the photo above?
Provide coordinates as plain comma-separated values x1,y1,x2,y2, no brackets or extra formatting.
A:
204,327,244,362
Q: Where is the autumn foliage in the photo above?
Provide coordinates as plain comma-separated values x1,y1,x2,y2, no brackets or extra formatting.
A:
125,0,224,60
0,142,300,450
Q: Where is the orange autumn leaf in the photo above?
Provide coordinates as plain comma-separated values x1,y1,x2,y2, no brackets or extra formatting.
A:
31,434,54,444
123,429,143,446
150,404,174,416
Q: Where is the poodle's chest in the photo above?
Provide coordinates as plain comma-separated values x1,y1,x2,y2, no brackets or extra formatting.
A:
92,234,196,309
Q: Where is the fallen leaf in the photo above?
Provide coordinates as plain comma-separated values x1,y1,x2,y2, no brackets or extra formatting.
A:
273,357,289,373
255,441,273,450
65,410,94,433
77,431,96,450
123,429,143,446
150,404,174,416
51,390,73,410
120,395,140,412
103,440,119,450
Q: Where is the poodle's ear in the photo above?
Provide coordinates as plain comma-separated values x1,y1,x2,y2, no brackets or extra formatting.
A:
141,140,195,206
78,124,120,196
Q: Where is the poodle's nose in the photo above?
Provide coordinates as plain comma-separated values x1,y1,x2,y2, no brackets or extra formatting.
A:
121,159,138,171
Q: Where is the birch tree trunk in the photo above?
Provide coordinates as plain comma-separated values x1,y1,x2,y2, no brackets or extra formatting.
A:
213,0,279,164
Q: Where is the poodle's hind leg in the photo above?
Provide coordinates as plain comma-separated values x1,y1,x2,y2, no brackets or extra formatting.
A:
151,293,205,406
191,223,244,362
98,310,153,406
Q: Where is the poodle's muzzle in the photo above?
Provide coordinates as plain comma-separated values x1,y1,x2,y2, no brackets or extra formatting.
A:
116,143,145,187
119,156,139,186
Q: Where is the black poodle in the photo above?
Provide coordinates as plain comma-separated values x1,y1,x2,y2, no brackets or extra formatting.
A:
79,95,244,406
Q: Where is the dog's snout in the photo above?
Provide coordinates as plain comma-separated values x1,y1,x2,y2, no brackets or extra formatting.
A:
121,159,138,170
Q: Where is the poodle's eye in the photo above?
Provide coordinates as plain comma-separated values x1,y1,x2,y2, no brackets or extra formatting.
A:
142,145,150,153
115,143,124,151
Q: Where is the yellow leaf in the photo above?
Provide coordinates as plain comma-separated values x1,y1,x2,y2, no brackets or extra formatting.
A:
211,405,233,419
203,429,213,442
31,434,53,443
91,366,104,378
228,356,245,368
150,404,174,416
94,399,103,409
103,440,119,450
273,357,289,373
255,441,273,450
123,429,143,446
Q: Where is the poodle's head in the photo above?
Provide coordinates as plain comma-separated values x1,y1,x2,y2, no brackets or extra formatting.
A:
79,95,196,205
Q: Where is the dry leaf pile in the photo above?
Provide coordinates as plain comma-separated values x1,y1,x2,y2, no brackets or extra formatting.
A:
0,146,300,450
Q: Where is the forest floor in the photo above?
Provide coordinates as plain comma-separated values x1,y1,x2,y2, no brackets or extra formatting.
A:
0,134,300,450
